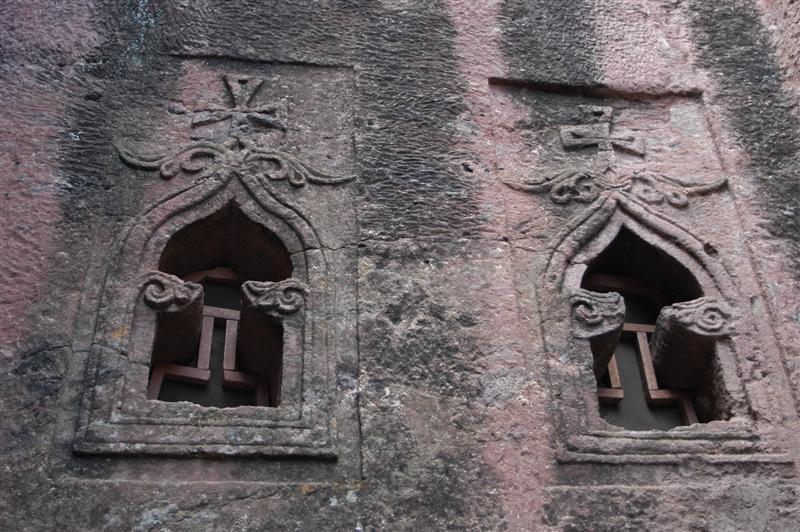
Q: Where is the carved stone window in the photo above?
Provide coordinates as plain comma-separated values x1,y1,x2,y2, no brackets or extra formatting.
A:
500,95,790,466
117,200,315,451
144,205,297,408
577,228,731,430
73,69,359,472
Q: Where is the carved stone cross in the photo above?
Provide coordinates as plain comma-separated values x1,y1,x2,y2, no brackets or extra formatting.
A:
190,75,285,140
117,73,355,187
559,106,645,174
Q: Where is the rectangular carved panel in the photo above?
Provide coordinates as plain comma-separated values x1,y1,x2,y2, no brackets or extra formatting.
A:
68,58,360,481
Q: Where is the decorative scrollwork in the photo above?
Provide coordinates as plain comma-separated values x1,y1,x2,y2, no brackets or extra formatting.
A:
659,297,734,337
503,105,728,213
651,297,734,389
140,271,203,312
117,143,228,181
117,136,354,188
116,73,354,188
506,170,726,209
549,172,601,204
504,171,603,205
246,148,355,188
569,289,626,339
629,173,726,209
241,279,309,315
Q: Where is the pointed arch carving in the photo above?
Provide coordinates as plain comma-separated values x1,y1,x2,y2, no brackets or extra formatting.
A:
74,139,357,465
496,98,792,466
530,191,785,463
542,194,739,306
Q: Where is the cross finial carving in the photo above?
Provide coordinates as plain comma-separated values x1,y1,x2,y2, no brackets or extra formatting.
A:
502,103,726,217
117,72,355,188
224,75,263,107
190,74,285,140
559,106,645,175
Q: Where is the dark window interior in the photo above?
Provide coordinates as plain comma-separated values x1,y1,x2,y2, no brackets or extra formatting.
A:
159,202,292,282
149,203,291,408
157,280,256,408
583,228,725,430
583,228,702,307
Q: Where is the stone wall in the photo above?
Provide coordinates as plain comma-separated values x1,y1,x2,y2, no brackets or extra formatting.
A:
1,1,799,530
760,0,800,97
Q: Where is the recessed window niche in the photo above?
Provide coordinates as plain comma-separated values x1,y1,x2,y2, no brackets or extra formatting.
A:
148,203,291,408
581,228,731,430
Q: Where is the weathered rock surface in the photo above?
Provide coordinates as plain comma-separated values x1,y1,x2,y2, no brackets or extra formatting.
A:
1,0,799,530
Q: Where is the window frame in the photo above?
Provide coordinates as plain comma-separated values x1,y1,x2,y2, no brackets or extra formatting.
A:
525,212,783,464
73,182,349,461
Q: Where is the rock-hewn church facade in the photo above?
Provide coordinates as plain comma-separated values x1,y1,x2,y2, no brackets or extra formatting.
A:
3,1,800,530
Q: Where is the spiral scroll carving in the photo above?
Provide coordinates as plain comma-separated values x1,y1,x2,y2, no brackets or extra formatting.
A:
117,137,354,188
241,279,309,315
659,297,733,337
569,289,626,339
141,271,203,312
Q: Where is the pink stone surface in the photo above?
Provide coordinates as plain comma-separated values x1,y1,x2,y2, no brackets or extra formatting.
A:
1,1,800,530
0,1,103,345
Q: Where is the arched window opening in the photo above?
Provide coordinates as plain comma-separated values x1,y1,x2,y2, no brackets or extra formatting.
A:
147,204,291,408
158,202,292,282
581,228,728,430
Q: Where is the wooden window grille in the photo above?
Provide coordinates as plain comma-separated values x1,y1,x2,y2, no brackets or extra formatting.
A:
586,273,698,428
147,267,271,407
